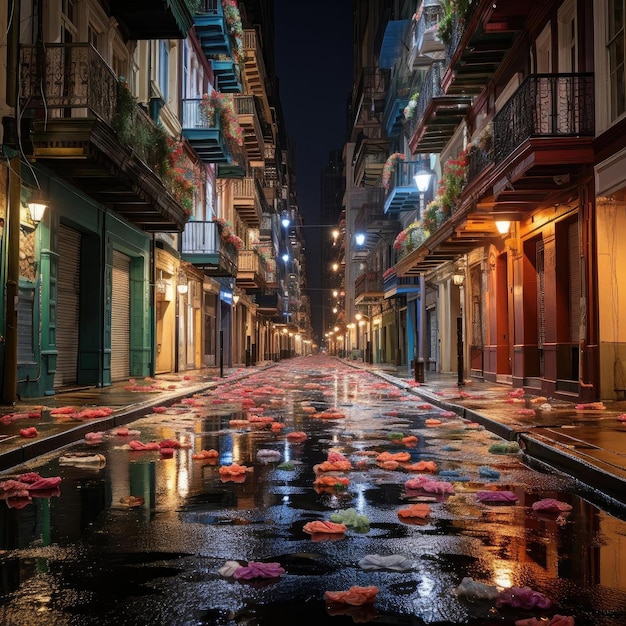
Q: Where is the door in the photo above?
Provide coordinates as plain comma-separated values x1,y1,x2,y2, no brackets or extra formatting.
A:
111,250,130,381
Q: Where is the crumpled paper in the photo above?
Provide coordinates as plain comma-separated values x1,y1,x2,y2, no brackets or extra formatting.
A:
358,554,414,572
455,577,500,601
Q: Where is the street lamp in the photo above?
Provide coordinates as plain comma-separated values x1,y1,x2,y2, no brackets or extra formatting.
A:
452,270,465,386
413,160,433,218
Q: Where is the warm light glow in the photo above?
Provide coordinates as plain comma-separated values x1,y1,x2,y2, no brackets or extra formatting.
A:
177,269,188,294
452,273,464,286
334,326,339,332
332,307,338,314
355,313,362,321
358,320,365,327
232,294,240,306
27,189,48,223
282,327,288,334
414,170,431,193
332,229,340,240
332,263,339,272
332,290,339,297
495,220,511,234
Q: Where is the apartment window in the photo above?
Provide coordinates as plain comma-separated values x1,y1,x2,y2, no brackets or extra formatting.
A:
608,0,626,120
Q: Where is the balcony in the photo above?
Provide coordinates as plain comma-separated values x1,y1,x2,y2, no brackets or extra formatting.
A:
383,72,412,137
352,132,390,188
194,0,233,59
216,144,246,178
354,272,384,306
254,293,281,317
408,61,472,154
236,250,267,290
19,44,188,232
442,2,527,96
212,59,242,93
233,177,265,227
242,30,272,122
472,73,595,216
235,95,265,167
396,73,596,278
384,160,430,214
181,221,238,276
351,66,387,130
181,98,231,163
383,268,420,298
109,0,194,39
407,0,445,70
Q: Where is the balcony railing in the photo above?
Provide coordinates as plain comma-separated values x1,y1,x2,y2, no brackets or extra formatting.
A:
181,221,238,276
383,268,420,297
413,60,444,130
408,0,445,69
493,73,595,163
465,145,494,186
384,160,430,214
20,44,117,122
354,272,384,303
181,98,231,163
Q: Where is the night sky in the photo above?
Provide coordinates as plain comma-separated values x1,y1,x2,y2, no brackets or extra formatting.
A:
274,1,353,341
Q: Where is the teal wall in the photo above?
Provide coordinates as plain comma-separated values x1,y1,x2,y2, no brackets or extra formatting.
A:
15,167,151,398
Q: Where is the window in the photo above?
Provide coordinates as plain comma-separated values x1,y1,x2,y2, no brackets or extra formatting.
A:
608,0,626,120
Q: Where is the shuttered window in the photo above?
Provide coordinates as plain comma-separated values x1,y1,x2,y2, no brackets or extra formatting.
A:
111,250,130,381
568,221,581,341
54,225,81,388
17,286,36,364
537,241,545,350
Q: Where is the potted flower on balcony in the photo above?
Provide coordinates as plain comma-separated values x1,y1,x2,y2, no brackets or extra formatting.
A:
166,138,205,217
403,92,420,120
200,91,244,148
382,152,405,190
222,0,244,65
437,150,467,213
216,217,243,249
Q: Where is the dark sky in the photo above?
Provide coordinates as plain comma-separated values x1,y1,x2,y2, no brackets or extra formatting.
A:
274,1,353,340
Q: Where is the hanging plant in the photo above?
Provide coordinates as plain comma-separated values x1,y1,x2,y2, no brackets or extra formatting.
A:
165,138,204,217
201,91,243,148
222,0,244,65
382,153,405,190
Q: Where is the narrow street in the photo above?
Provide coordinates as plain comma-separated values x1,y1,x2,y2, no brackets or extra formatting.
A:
0,356,624,626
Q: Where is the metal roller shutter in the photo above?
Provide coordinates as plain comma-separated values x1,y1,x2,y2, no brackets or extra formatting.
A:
54,225,81,388
111,250,130,381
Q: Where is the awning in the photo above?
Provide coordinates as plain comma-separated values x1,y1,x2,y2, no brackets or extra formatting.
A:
379,19,410,69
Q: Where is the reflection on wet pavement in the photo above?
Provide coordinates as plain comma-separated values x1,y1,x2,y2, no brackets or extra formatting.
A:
0,356,624,625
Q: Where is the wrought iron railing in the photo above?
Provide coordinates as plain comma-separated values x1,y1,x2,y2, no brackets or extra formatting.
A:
196,0,219,15
445,16,467,66
355,272,384,298
411,60,444,131
493,73,594,163
20,44,118,122
466,146,494,185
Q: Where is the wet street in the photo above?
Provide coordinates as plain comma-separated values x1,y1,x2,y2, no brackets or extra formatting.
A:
0,356,625,626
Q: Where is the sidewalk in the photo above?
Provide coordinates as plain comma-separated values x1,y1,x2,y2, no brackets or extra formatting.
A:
362,362,626,511
0,359,625,513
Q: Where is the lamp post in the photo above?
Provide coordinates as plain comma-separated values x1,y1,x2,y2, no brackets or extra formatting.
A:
452,271,465,386
413,160,433,381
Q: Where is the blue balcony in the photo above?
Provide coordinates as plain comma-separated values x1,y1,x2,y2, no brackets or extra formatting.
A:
217,144,246,178
181,221,238,276
384,160,431,214
181,98,231,163
212,59,242,93
194,0,232,59
383,268,420,298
